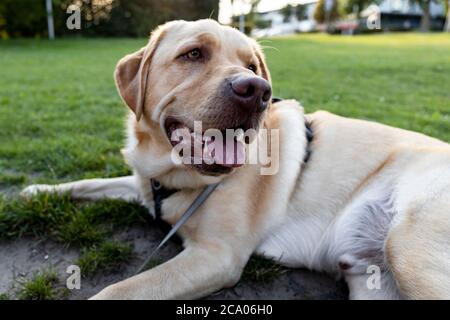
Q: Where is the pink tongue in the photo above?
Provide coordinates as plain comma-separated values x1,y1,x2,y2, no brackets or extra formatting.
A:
208,139,245,167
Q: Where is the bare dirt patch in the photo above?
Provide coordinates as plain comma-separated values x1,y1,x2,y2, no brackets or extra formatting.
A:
0,223,347,299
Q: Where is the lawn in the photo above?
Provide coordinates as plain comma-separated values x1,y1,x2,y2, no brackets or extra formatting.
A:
1,33,450,188
0,33,449,299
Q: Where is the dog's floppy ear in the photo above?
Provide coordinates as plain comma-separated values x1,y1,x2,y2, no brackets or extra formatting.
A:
114,27,166,121
253,43,271,84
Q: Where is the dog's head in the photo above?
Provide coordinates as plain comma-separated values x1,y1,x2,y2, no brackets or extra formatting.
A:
116,19,271,177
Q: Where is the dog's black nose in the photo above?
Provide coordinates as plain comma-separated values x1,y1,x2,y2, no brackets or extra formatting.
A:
231,76,272,112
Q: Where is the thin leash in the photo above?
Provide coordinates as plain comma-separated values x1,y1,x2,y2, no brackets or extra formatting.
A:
135,182,220,274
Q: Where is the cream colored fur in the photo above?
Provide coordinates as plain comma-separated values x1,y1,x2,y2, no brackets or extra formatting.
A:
22,20,450,300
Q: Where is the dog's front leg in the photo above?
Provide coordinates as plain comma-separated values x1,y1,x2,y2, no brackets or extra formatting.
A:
90,242,249,300
21,176,141,202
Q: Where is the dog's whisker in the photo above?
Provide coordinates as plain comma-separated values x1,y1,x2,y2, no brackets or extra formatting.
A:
257,39,273,44
260,45,279,52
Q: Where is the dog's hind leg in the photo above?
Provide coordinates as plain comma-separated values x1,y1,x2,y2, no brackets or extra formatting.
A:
21,176,141,202
385,193,450,299
345,269,403,300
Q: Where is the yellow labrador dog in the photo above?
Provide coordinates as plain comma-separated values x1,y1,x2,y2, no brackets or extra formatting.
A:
23,19,450,300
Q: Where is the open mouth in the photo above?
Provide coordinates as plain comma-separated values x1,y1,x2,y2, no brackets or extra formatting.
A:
164,117,253,174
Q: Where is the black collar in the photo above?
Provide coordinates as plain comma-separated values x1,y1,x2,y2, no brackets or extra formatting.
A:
150,97,313,219
149,179,181,244
150,179,178,219
304,120,313,163
271,97,313,163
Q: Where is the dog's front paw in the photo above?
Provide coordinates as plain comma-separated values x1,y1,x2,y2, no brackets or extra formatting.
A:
21,184,54,198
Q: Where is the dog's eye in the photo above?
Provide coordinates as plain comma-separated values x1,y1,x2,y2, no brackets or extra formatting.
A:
248,64,257,73
186,48,202,60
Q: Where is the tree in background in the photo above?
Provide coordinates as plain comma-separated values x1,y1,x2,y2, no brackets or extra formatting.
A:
79,0,219,37
415,0,432,31
0,0,219,38
410,0,446,31
244,0,260,34
314,0,340,30
230,0,260,34
444,0,450,31
343,0,373,17
343,0,447,31
280,4,307,22
0,0,47,38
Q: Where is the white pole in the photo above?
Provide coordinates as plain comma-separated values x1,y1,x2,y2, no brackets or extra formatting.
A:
46,0,55,40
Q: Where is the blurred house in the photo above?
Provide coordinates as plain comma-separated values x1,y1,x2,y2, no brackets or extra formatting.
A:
252,1,318,37
360,0,446,31
250,0,446,37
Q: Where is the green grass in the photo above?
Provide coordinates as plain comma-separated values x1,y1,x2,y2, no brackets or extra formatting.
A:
0,172,26,186
1,269,69,300
0,33,449,285
77,241,134,276
0,192,147,244
265,33,450,141
0,192,146,277
0,293,10,300
0,39,145,186
0,34,449,186
15,270,69,300
242,256,284,283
